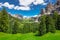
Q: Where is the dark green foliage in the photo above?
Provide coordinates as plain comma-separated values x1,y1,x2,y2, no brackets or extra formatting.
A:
38,15,56,36
0,7,9,33
0,12,3,32
20,23,39,33
46,15,56,33
45,16,49,33
7,18,14,34
53,11,58,29
23,23,30,33
57,15,60,30
0,8,39,34
12,20,19,34
39,15,46,36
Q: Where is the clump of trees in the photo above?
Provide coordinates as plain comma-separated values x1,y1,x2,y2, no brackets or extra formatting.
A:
0,8,39,34
39,15,46,36
53,11,58,29
0,8,9,33
38,11,60,36
46,15,56,33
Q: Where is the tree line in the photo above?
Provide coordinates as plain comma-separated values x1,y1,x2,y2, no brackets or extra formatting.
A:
0,8,60,36
38,11,60,36
0,8,39,34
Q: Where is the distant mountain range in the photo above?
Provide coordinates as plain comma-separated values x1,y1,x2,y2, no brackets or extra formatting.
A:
10,0,60,22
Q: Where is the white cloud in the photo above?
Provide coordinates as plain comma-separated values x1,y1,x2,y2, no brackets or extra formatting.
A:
17,6,30,10
33,0,44,5
19,0,45,6
19,0,35,6
14,6,19,10
23,16,27,18
3,2,14,9
0,0,47,10
0,2,30,10
23,16,31,18
33,15,38,17
0,3,3,8
42,3,47,5
14,6,30,10
18,0,46,10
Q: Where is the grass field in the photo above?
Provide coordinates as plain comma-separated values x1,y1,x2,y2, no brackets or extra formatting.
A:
0,30,60,40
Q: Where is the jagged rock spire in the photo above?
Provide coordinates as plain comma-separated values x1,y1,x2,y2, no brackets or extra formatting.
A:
46,2,54,13
55,0,60,8
55,0,60,13
56,0,60,5
41,8,46,15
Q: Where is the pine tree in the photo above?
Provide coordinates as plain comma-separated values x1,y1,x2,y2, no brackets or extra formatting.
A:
57,15,60,30
39,15,46,36
7,17,14,34
53,11,58,29
46,15,56,33
0,12,3,32
12,19,19,34
1,7,9,33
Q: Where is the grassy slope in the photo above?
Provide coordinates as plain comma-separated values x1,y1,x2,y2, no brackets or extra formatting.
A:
0,30,60,40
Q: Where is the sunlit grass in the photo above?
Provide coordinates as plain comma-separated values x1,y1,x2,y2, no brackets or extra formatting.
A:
0,30,60,40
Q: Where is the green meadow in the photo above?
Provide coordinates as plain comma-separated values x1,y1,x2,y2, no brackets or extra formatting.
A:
0,30,60,40
0,1,60,40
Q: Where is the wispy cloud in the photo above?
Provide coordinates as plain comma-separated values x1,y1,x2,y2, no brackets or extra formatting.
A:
0,3,3,8
33,15,38,17
0,2,30,10
14,6,30,10
3,2,14,9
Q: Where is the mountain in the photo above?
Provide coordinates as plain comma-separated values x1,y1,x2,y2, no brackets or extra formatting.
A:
32,0,60,22
11,14,23,19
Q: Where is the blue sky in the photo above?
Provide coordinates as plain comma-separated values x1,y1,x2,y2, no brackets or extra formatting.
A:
0,0,56,17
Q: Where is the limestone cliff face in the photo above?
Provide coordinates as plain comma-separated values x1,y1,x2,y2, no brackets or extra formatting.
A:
46,3,54,12
54,0,60,13
40,2,54,15
33,0,60,22
41,8,46,15
40,0,60,15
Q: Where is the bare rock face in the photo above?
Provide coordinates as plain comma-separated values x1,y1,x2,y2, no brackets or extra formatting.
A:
55,0,60,13
13,14,23,19
46,3,54,12
55,0,60,7
41,8,46,15
34,0,60,22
